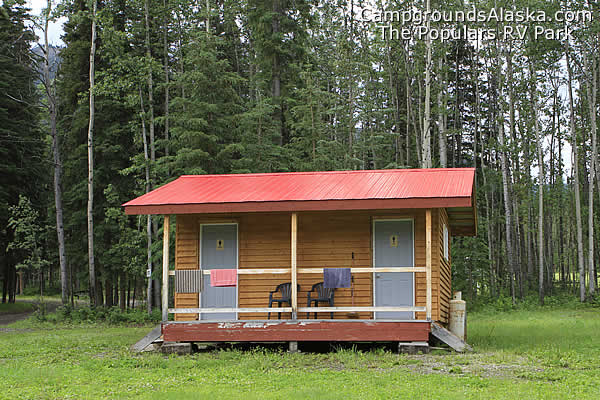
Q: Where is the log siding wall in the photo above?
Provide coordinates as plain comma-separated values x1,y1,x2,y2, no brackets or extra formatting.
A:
438,208,452,324
174,209,451,322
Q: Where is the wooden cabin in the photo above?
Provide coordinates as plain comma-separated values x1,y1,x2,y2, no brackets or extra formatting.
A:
123,168,476,346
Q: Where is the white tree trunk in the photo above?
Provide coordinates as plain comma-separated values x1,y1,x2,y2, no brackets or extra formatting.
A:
565,46,586,302
422,0,432,168
529,61,544,304
585,54,597,295
145,0,156,163
144,0,160,311
43,1,68,305
206,0,210,32
139,87,153,314
501,47,516,303
405,49,411,166
87,0,97,307
163,0,170,161
437,56,447,168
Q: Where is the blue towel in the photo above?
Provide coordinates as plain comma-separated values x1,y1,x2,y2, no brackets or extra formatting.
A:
323,268,351,288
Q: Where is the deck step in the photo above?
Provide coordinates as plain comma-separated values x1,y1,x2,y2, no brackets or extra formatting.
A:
430,322,473,352
131,325,162,352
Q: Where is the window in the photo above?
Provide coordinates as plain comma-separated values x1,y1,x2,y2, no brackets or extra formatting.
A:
443,223,449,260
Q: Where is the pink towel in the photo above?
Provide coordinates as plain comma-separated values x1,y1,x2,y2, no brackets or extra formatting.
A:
210,269,237,287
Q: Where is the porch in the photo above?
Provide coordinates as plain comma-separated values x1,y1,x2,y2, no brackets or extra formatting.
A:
159,210,435,342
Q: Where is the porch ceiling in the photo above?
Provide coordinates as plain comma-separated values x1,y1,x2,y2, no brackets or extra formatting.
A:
447,203,478,237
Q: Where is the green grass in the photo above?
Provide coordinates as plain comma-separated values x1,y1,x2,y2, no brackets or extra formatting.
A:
1,306,599,399
0,302,35,314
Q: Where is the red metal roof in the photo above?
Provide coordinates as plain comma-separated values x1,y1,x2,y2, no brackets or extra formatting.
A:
123,168,476,217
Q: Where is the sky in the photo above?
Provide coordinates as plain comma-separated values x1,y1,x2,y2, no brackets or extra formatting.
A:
26,0,66,45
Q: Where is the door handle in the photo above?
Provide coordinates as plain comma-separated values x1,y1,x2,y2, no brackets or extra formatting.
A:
376,274,381,278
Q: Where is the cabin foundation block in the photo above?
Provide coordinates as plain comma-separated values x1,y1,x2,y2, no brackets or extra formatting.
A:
161,342,193,355
397,341,430,354
288,341,298,352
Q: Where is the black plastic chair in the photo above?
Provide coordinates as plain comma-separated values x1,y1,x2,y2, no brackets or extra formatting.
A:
268,282,300,319
306,282,335,319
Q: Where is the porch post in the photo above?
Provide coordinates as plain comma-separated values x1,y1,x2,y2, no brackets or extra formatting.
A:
291,213,298,320
425,209,432,321
162,215,170,322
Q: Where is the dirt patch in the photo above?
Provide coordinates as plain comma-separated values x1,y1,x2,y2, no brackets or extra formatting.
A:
0,301,61,327
0,328,35,333
402,353,544,379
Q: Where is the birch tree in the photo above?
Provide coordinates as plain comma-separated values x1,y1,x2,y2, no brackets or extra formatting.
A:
437,56,447,168
87,0,97,307
500,46,517,303
39,0,68,305
139,87,153,314
422,0,432,168
163,0,170,161
565,44,586,302
584,52,597,295
529,60,544,304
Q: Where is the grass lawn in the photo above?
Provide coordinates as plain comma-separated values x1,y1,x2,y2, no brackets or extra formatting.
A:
0,302,35,314
1,307,599,399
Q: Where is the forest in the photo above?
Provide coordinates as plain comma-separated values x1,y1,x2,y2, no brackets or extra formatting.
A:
1,0,599,310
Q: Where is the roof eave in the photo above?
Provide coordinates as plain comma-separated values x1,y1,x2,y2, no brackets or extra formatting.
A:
123,197,473,215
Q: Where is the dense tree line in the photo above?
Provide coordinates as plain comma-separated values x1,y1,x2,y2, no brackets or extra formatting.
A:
1,0,598,309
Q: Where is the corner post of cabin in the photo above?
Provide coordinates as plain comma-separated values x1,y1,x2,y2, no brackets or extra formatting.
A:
291,212,298,320
425,209,432,321
162,214,170,322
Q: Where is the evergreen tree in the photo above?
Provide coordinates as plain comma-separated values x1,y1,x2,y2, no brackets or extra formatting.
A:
0,0,46,303
58,0,139,305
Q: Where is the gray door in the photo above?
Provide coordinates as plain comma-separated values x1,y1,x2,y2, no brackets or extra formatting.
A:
200,224,237,320
374,220,414,320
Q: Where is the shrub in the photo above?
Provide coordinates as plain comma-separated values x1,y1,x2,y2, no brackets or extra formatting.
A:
47,306,161,325
469,290,600,314
33,302,47,321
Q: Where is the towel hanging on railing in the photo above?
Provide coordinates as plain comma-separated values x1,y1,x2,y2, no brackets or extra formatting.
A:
210,269,237,287
323,268,351,288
